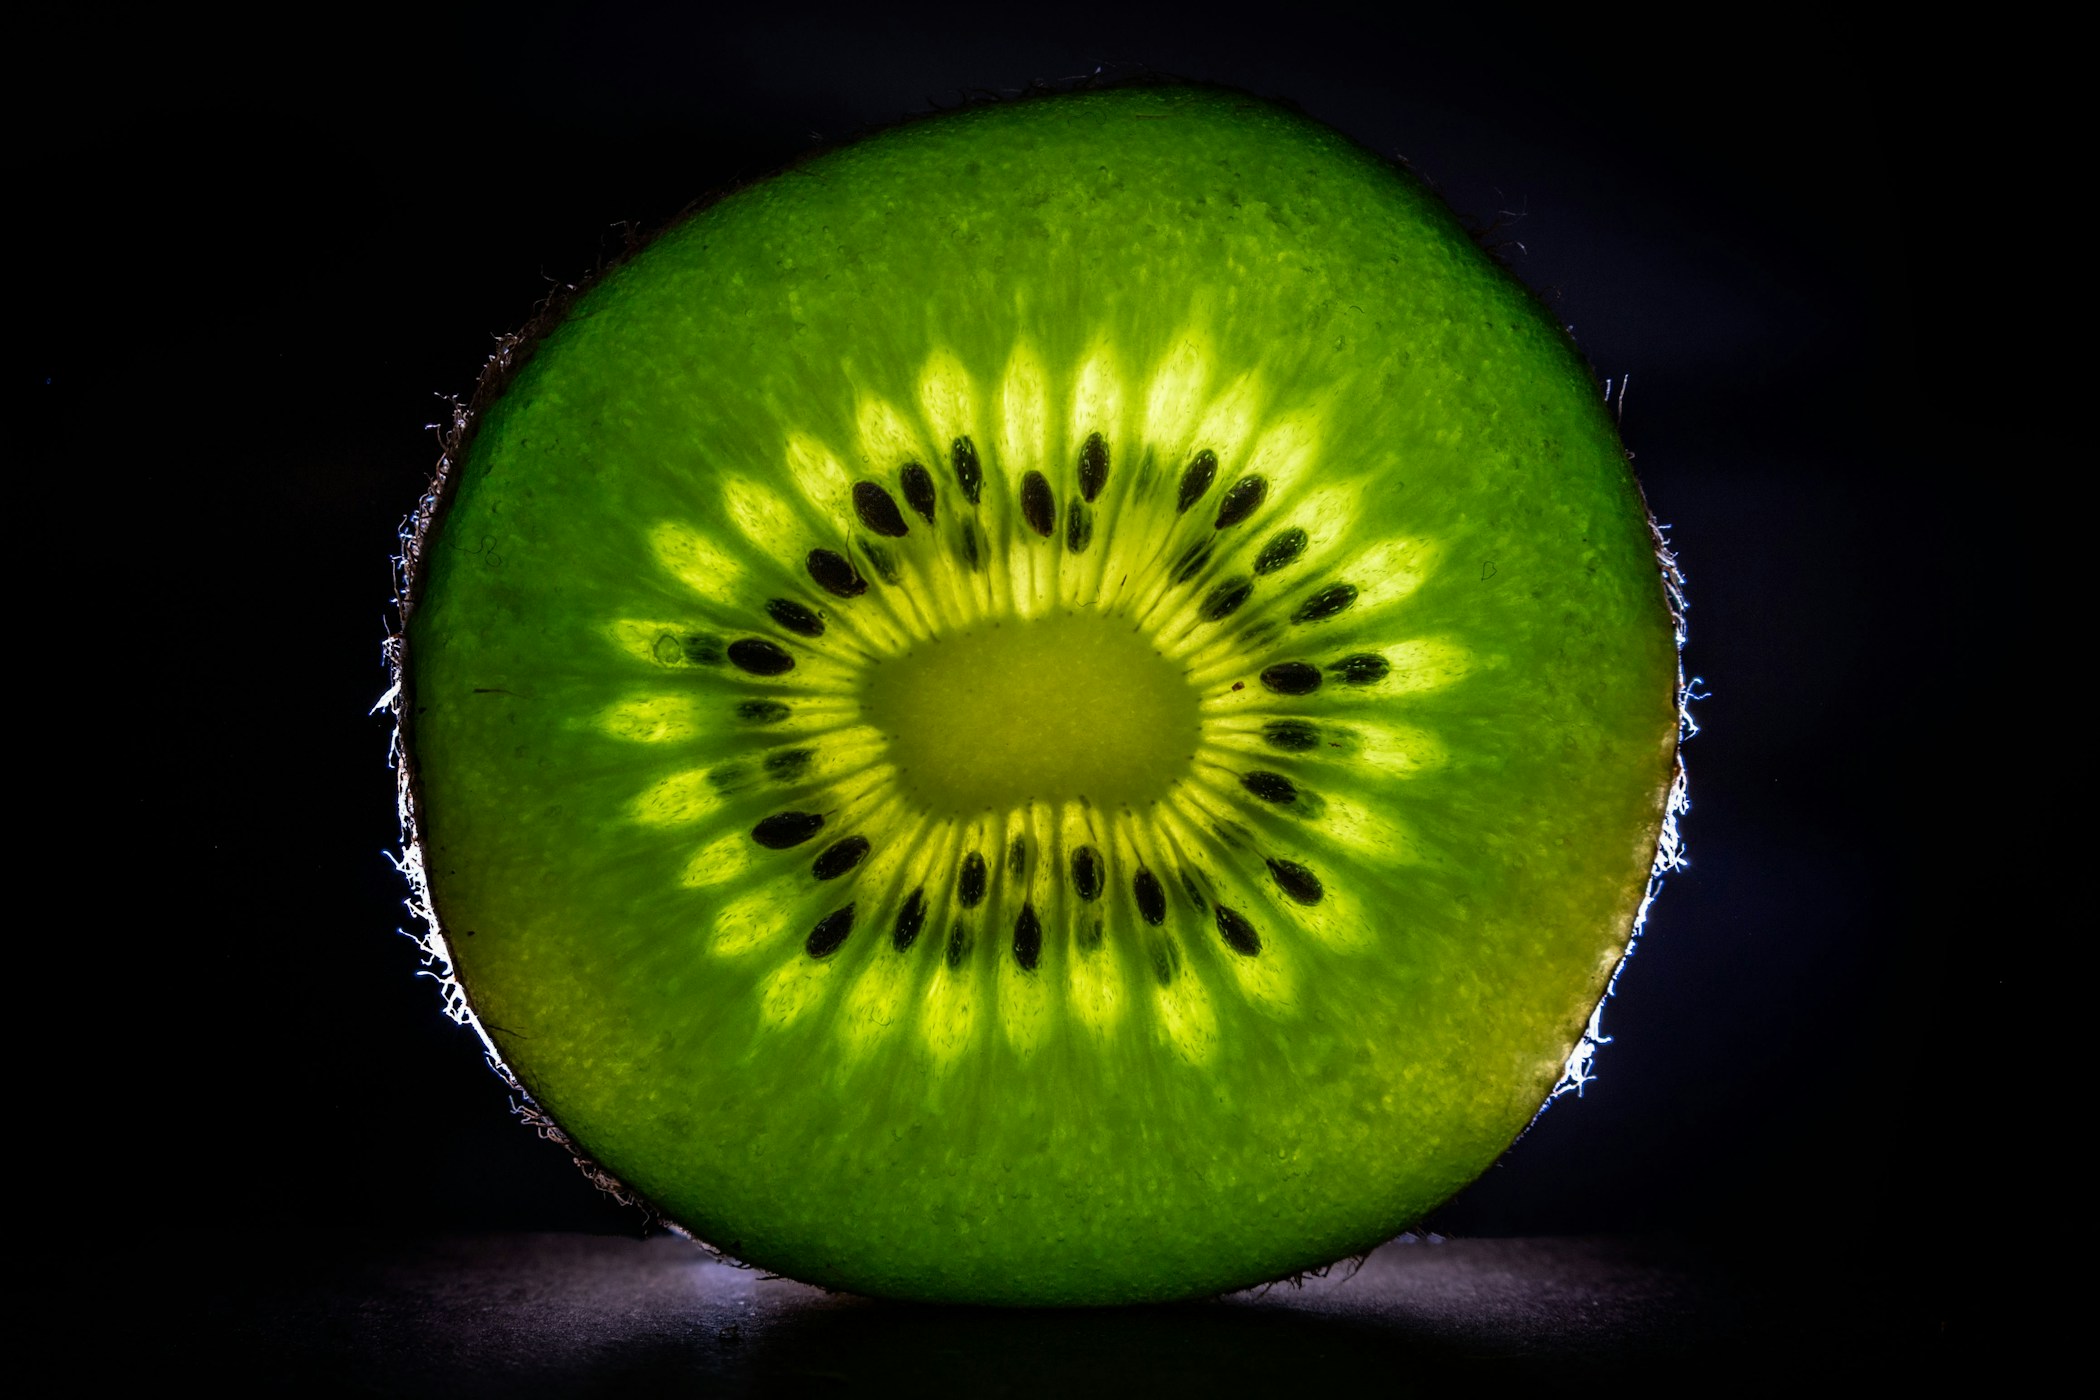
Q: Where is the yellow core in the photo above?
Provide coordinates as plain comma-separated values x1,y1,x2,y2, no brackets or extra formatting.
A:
861,611,1200,816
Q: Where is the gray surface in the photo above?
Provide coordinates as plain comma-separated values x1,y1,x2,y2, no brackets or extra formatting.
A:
136,1231,1939,1393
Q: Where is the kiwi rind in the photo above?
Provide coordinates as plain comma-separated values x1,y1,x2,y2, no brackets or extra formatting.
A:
388,78,1687,1304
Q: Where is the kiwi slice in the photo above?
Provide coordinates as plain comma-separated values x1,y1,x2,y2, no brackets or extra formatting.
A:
398,84,1682,1305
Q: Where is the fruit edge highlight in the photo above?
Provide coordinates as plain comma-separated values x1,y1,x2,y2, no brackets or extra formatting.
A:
383,84,1691,1305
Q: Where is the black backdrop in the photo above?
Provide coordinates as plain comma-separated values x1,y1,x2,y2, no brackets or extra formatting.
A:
21,2,2001,1318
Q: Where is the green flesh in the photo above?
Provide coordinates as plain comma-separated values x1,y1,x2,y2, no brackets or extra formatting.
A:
405,86,1679,1305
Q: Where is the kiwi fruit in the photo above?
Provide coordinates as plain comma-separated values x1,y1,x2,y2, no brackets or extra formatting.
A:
395,83,1683,1305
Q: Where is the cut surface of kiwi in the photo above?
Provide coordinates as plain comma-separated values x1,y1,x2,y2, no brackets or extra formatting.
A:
400,84,1681,1305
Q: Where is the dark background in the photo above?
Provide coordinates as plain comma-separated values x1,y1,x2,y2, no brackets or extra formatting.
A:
20,0,2005,1355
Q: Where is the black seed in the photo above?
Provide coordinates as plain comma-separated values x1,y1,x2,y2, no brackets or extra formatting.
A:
1007,836,1027,876
805,905,855,958
852,481,910,537
1180,871,1207,910
1254,528,1308,575
959,852,987,908
900,463,937,522
959,522,982,572
1020,471,1056,537
1133,868,1166,925
812,836,870,880
1242,771,1299,805
1202,578,1253,621
1262,719,1320,751
1260,662,1322,695
764,748,813,781
1066,501,1093,553
1292,584,1359,624
1078,432,1110,501
1266,857,1324,905
893,888,927,951
952,436,983,505
669,634,721,665
946,922,971,969
738,700,791,724
752,811,825,848
1013,904,1042,970
1173,540,1213,584
728,638,794,675
1214,475,1268,530
1071,845,1104,901
765,598,825,637
1215,905,1262,956
1175,450,1218,513
807,547,867,598
1330,653,1392,685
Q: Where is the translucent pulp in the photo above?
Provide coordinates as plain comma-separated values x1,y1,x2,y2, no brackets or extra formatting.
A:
860,611,1201,816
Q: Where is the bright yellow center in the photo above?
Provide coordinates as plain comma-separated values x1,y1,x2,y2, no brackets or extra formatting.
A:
861,611,1200,816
